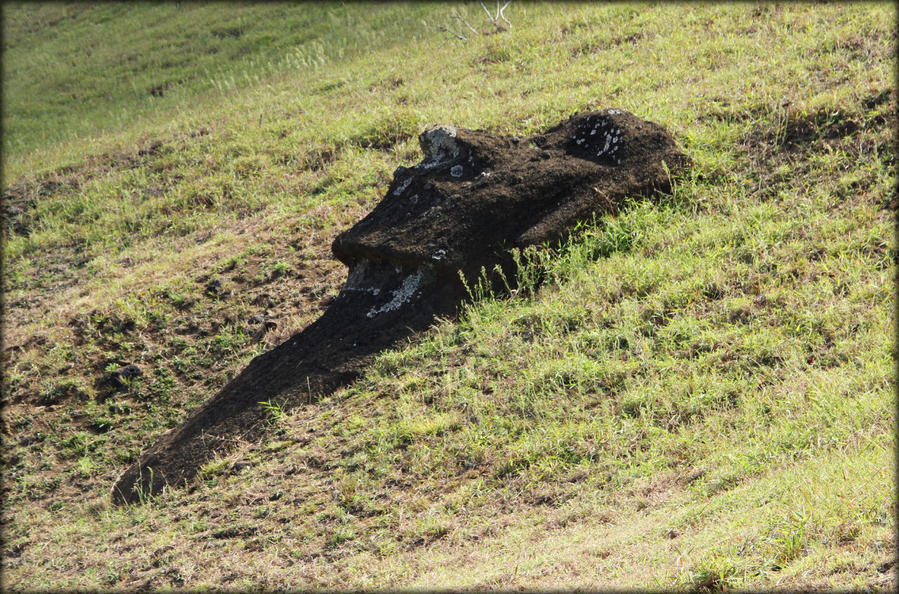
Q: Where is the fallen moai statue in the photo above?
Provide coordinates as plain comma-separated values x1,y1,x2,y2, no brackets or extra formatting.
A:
112,109,690,504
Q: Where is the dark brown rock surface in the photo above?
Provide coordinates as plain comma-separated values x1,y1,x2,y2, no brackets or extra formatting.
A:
333,109,689,279
112,109,689,504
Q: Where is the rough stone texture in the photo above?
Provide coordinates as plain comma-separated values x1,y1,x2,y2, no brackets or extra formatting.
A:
333,109,689,282
111,109,690,504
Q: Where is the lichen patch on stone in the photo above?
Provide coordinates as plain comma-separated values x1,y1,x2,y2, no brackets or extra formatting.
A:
393,178,412,196
569,114,624,163
366,268,424,318
419,126,460,169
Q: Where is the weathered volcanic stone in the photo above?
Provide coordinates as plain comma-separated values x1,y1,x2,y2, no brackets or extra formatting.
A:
111,109,689,504
333,109,689,279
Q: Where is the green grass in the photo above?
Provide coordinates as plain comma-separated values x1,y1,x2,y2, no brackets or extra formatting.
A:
1,1,445,158
2,1,895,590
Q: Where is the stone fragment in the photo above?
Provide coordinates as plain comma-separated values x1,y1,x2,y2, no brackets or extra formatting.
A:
108,364,142,390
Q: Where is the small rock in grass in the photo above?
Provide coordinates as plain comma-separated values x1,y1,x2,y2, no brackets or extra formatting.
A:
230,461,252,472
205,278,229,298
108,364,143,389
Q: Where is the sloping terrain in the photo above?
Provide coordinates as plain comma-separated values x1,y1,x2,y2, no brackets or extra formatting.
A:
1,2,896,590
111,109,692,505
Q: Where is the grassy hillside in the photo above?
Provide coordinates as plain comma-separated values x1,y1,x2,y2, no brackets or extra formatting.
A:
2,1,896,590
2,1,440,159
